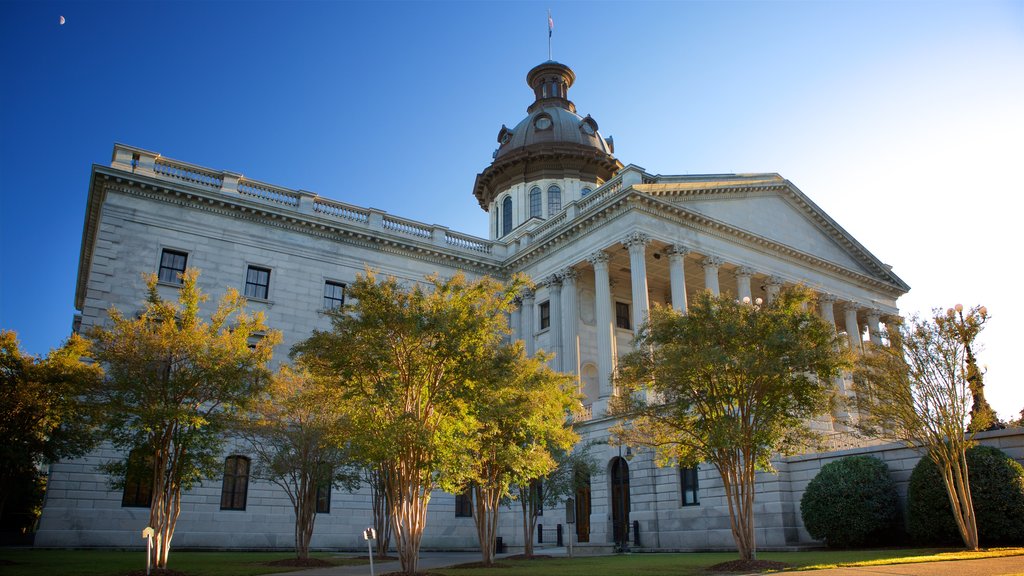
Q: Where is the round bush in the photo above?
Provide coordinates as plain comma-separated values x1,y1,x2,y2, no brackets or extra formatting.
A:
800,455,901,547
908,445,1024,545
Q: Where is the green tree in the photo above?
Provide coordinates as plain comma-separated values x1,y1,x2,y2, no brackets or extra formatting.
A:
89,270,280,569
512,443,598,558
239,364,360,560
0,331,101,525
613,288,849,561
855,305,989,550
293,271,520,575
454,344,578,566
945,305,999,432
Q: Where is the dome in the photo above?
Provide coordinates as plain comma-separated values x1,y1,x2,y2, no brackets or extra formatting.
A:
473,61,622,210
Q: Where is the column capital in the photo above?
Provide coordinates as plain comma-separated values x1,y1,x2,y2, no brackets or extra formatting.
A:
561,267,579,282
543,273,563,288
764,275,785,288
841,301,860,314
521,287,535,301
733,265,755,279
818,293,837,305
866,308,883,320
587,251,610,266
621,231,651,250
665,244,690,257
701,256,724,269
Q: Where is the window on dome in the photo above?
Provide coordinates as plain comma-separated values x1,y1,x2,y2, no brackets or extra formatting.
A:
529,187,542,218
581,188,592,197
548,185,561,215
502,196,513,236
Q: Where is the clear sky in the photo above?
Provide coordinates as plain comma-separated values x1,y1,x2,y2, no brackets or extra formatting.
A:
1,1,1022,419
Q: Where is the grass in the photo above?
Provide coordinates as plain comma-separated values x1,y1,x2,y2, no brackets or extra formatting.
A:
431,548,1024,576
0,547,1022,576
0,549,368,576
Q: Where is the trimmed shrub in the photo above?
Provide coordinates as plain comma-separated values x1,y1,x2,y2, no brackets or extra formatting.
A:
800,455,901,547
908,445,1024,545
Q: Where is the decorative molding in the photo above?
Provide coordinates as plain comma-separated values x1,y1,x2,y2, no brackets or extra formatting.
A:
587,251,610,267
733,265,755,278
665,244,690,258
701,256,724,269
620,231,650,250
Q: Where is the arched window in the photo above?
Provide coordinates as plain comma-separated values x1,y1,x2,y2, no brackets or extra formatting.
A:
220,455,250,511
529,187,542,218
547,185,561,215
580,187,592,197
501,196,513,236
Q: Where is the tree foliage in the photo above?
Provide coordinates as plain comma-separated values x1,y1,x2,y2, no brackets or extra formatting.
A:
453,344,578,566
908,445,1024,546
800,456,901,547
89,270,280,569
0,331,101,524
855,305,988,550
293,271,520,575
613,288,849,560
238,364,360,559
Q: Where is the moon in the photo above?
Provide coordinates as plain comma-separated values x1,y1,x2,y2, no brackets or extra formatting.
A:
59,15,65,25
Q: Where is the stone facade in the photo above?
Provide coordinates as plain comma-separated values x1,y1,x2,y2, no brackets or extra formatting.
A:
40,60,1017,553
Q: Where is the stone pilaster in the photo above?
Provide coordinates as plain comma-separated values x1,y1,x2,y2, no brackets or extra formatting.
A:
842,302,861,352
546,273,564,367
588,251,614,400
702,256,724,296
734,266,754,303
561,267,580,376
622,232,651,334
764,275,784,303
666,244,689,313
521,288,536,356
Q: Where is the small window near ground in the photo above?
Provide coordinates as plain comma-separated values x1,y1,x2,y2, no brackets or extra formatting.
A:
324,281,345,310
316,481,331,514
539,300,551,330
616,302,631,330
455,487,473,517
121,450,154,508
158,249,187,284
244,266,271,300
680,466,699,506
220,455,250,511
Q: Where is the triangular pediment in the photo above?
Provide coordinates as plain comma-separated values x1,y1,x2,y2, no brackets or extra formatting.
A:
632,178,908,291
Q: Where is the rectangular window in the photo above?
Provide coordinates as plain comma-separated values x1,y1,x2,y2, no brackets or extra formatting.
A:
539,301,551,330
220,455,250,511
616,302,631,330
455,487,473,517
680,466,699,506
244,266,271,300
324,281,346,310
158,249,187,284
121,450,154,508
316,481,331,514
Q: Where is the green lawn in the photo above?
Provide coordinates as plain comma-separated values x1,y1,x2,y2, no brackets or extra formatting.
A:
1,547,1022,576
0,549,367,576
432,548,1024,576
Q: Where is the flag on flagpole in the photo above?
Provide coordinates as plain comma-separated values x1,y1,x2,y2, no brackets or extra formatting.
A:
548,10,554,38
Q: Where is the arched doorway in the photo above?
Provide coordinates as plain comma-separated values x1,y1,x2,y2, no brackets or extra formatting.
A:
574,467,591,543
610,457,630,546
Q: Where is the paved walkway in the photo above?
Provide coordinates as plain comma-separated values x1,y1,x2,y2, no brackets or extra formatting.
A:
265,550,1024,576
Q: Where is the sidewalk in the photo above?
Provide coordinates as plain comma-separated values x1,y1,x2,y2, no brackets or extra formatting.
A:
779,556,1024,576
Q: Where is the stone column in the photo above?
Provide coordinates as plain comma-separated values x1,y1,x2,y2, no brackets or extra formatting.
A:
622,232,651,334
522,288,536,356
588,251,614,399
764,276,784,303
866,309,883,346
734,266,754,303
561,267,580,376
510,297,522,341
702,256,723,296
547,274,564,367
818,294,837,330
843,303,861,352
666,244,689,313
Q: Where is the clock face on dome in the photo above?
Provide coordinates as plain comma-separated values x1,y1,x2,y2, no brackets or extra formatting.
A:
580,122,595,135
534,116,552,130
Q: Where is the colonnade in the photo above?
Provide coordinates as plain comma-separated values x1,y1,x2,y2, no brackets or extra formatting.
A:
511,231,891,419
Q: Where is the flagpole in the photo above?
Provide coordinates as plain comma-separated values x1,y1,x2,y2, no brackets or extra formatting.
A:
548,10,553,60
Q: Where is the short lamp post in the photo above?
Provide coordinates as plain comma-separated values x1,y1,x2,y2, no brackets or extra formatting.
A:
362,527,377,576
141,527,154,576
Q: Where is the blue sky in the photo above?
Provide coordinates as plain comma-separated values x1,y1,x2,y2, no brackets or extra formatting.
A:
1,0,1022,419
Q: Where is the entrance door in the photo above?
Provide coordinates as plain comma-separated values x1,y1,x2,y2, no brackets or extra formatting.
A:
574,468,591,543
610,457,630,545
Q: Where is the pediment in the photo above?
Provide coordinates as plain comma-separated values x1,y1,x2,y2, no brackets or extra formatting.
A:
632,180,907,291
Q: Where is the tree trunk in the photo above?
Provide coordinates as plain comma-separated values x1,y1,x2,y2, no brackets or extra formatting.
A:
385,465,431,575
715,450,756,561
938,449,979,550
370,467,392,559
518,486,536,558
472,485,501,566
294,477,318,560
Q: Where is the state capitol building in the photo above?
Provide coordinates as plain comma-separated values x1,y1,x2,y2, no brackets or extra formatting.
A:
39,60,924,552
